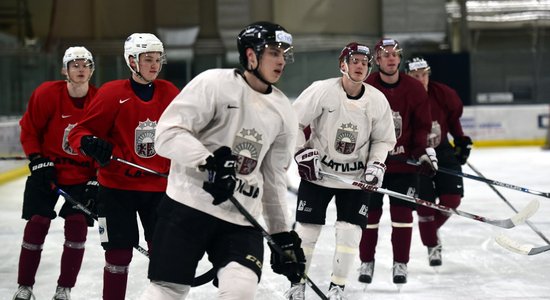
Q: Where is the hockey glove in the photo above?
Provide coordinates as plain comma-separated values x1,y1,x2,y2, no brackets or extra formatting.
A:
80,178,99,226
269,231,306,283
363,161,386,189
27,156,56,193
294,148,321,181
80,135,113,167
202,146,237,205
418,147,438,177
454,136,473,165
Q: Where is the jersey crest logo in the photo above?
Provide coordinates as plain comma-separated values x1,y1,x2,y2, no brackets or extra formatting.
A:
334,122,358,154
62,123,78,155
392,110,403,139
428,121,441,148
135,119,157,158
233,128,263,175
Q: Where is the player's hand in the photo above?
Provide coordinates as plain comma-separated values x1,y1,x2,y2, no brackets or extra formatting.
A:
418,147,438,177
27,156,56,193
454,136,473,165
80,135,113,167
363,161,386,189
201,146,237,205
294,148,322,181
80,178,99,226
269,231,306,283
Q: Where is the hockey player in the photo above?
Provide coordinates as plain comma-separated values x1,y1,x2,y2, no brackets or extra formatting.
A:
14,46,98,300
288,42,396,299
138,21,305,300
67,33,179,300
358,38,438,286
405,57,472,267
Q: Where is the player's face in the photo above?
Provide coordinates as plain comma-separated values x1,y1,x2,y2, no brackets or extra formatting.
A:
66,59,93,83
409,69,430,91
258,45,287,83
345,54,370,81
376,47,401,76
136,52,162,82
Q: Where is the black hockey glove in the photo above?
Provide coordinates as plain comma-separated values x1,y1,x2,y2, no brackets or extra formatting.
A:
80,135,113,167
27,156,56,193
454,136,473,165
269,231,306,283
80,178,99,225
201,146,237,205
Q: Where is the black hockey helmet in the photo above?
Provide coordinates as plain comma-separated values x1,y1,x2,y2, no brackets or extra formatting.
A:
237,21,294,70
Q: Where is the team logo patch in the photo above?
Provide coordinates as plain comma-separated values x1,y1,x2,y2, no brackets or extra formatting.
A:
334,123,358,154
62,123,78,155
135,119,157,158
392,110,402,139
233,128,263,175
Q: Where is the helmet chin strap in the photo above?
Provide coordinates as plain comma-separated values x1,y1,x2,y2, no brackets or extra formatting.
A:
248,58,273,87
340,62,367,84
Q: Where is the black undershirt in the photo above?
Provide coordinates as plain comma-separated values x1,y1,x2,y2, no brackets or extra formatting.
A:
130,77,155,101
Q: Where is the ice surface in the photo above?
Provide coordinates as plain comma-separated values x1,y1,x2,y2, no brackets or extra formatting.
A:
1,147,549,299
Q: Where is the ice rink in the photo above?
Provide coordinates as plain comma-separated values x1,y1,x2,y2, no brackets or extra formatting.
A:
1,147,549,299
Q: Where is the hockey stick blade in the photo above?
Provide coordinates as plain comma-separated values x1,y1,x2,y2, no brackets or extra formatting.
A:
319,171,539,229
495,235,550,255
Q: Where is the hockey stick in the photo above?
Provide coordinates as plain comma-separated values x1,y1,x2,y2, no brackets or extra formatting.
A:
228,195,328,300
495,235,550,255
54,186,150,258
318,171,539,229
467,162,550,244
401,158,550,199
109,156,216,287
0,156,28,160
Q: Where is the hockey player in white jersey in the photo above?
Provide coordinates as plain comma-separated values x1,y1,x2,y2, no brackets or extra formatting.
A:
139,21,306,300
288,42,396,299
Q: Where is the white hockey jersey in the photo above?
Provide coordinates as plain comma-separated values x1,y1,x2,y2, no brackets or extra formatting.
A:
155,69,297,234
293,77,396,189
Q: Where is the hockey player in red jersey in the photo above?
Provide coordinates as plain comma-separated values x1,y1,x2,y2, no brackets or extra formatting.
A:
288,42,396,299
358,38,438,287
405,57,473,267
138,22,305,300
14,46,98,300
67,33,179,300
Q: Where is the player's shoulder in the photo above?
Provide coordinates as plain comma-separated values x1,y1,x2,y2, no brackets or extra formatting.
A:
34,80,65,93
99,79,128,91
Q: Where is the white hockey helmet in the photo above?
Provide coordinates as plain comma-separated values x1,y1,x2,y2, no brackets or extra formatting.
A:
123,33,165,74
62,46,94,70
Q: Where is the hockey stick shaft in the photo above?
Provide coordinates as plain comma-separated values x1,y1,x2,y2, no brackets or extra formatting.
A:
0,156,28,160
54,186,150,257
467,162,550,244
402,158,550,199
228,195,328,300
111,156,168,178
319,171,539,229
